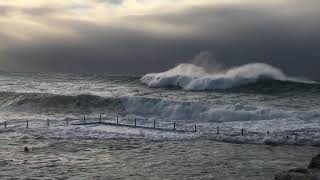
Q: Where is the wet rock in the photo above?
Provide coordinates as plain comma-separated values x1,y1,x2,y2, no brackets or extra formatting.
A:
275,172,310,180
275,169,320,180
309,154,320,169
275,154,320,180
289,168,310,174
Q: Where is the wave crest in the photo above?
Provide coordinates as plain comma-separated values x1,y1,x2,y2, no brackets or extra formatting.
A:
141,63,313,90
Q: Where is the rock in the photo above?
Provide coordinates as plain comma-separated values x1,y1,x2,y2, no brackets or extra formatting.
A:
309,154,320,169
275,168,310,180
275,172,310,180
275,153,320,180
275,169,320,180
289,168,310,174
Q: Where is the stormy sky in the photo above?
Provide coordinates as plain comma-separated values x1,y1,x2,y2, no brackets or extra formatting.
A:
0,0,320,79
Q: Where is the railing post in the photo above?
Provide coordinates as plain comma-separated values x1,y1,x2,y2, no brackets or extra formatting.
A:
216,126,220,134
153,120,156,129
241,129,244,136
194,124,197,132
173,122,176,130
47,119,49,127
83,116,86,124
4,121,6,128
134,118,137,127
27,120,29,128
116,116,119,125
66,117,69,125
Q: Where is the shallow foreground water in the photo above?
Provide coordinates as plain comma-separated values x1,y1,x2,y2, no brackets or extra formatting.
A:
0,130,319,180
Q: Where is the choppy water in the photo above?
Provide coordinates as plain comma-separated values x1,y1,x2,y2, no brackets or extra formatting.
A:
0,132,319,180
0,67,320,179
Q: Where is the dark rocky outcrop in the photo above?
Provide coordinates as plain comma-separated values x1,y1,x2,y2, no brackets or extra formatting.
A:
309,154,320,169
275,154,320,180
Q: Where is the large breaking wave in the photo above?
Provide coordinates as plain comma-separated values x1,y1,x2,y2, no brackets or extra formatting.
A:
140,63,316,90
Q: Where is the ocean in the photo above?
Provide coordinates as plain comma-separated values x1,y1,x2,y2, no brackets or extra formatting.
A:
0,63,320,179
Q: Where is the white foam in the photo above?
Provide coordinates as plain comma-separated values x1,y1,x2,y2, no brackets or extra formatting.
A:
122,96,318,122
2,97,320,145
141,63,313,90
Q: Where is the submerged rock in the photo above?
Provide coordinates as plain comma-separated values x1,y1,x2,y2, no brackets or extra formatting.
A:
275,154,320,180
275,169,320,180
289,168,310,174
275,168,310,180
309,154,320,169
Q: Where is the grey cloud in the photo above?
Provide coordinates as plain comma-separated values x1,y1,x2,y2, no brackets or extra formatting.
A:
1,1,320,79
0,4,62,16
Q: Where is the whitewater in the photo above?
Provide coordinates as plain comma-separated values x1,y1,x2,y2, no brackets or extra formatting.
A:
141,62,315,90
0,63,320,179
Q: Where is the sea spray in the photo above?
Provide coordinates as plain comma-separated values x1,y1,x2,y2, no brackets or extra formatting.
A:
191,51,223,73
140,62,315,90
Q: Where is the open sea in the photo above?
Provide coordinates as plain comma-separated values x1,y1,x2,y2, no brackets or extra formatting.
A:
0,63,320,179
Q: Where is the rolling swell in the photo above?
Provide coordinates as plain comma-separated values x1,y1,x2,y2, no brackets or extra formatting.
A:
218,79,320,94
0,91,125,113
0,91,300,122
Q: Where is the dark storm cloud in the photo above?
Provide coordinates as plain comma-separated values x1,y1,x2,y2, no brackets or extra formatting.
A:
1,1,320,79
